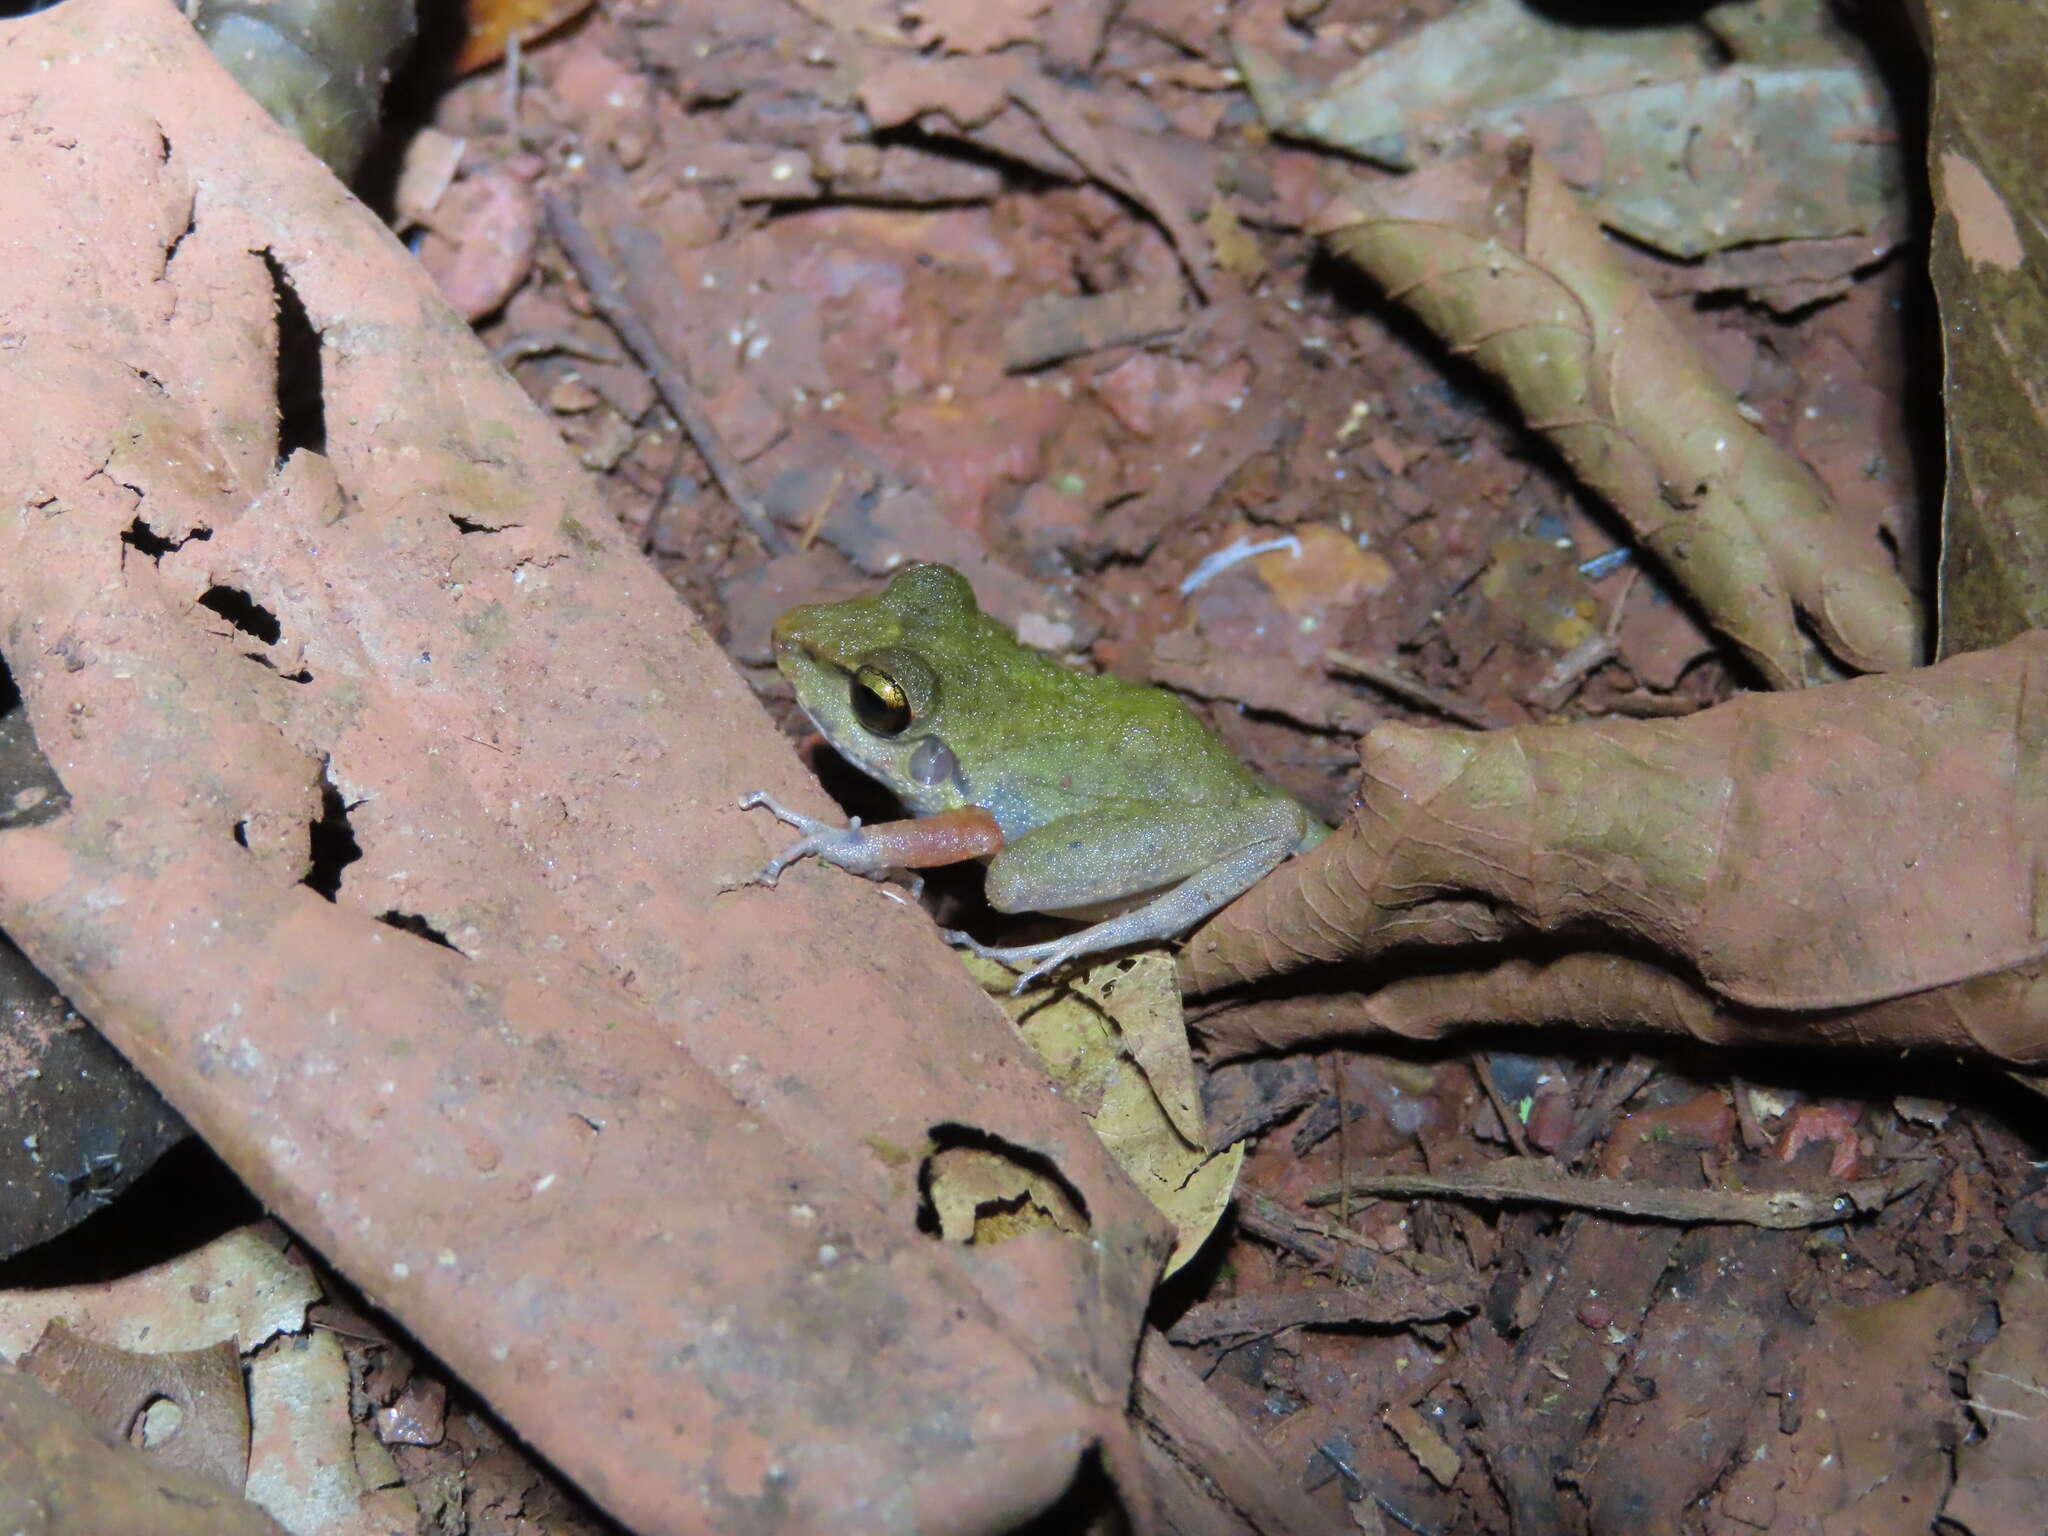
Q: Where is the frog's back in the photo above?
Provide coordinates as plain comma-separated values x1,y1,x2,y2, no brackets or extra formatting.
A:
959,644,1279,824
873,563,1295,832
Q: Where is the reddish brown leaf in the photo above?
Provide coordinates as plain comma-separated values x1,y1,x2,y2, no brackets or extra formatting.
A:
0,4,1169,1532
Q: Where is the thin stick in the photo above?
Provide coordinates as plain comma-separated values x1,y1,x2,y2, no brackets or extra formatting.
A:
640,429,691,556
1308,1156,1936,1229
1475,1054,1535,1158
798,462,847,551
1555,1054,1658,1163
542,192,789,555
504,34,522,135
1528,565,1641,711
1333,1055,1352,1229
1326,649,1504,730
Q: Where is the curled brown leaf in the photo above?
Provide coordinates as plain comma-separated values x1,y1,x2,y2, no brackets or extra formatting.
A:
1320,152,1922,688
1185,631,2048,1065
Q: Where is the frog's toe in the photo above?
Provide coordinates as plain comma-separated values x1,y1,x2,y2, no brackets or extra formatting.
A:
941,927,1019,959
739,791,822,834
740,859,784,889
737,789,787,820
941,929,1078,992
1007,959,1064,994
721,856,784,893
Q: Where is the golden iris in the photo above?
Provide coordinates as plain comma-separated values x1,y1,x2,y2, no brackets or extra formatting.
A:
852,665,913,736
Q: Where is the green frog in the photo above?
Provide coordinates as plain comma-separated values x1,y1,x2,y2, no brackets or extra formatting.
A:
740,562,1324,990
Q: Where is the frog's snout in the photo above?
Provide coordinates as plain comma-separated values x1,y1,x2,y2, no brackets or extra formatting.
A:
769,609,814,665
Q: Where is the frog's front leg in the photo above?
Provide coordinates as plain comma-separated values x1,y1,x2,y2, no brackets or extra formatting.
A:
735,791,1003,887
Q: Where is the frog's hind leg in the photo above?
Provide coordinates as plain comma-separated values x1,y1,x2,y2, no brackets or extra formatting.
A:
945,825,1300,993
979,796,1306,916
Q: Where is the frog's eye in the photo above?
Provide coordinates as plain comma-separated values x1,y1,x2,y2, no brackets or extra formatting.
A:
851,665,914,736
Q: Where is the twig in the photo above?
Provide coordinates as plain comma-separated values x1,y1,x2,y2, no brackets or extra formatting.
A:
1599,691,1703,717
1474,1054,1535,1158
1134,1331,1359,1536
640,429,692,556
1526,566,1640,712
493,331,626,368
1554,1054,1658,1163
1334,1054,1353,1227
1526,634,1615,712
503,33,523,143
1168,1263,1482,1345
1308,1156,1936,1229
541,192,789,555
1236,1191,1374,1281
1326,650,1504,730
798,462,848,551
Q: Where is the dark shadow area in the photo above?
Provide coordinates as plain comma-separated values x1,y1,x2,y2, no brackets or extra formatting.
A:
376,908,464,953
0,1138,249,1289
120,515,210,564
198,583,283,646
264,250,327,461
302,765,364,900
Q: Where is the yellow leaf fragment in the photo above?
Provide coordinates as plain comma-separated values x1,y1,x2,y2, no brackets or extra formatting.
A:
966,951,1242,1274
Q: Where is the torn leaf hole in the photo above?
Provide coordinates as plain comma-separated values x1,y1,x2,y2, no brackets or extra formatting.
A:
377,910,464,955
263,250,326,461
121,516,210,564
302,767,363,900
198,584,281,645
129,1392,183,1450
916,1124,1091,1247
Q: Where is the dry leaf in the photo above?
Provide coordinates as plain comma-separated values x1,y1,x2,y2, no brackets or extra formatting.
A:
1069,953,1206,1149
0,1370,289,1536
1243,0,1904,260
902,0,1050,54
1947,1253,2048,1535
1321,153,1920,688
0,6,1166,1530
20,1324,250,1493
0,1227,319,1360
1382,1401,1461,1488
1921,0,2048,654
1243,0,1715,170
968,954,1242,1275
1478,65,1905,258
455,0,595,73
1714,1285,1972,1528
245,1331,415,1534
1187,630,2048,1064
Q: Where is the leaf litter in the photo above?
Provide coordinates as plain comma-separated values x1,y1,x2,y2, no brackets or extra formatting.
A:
3,0,2047,1531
